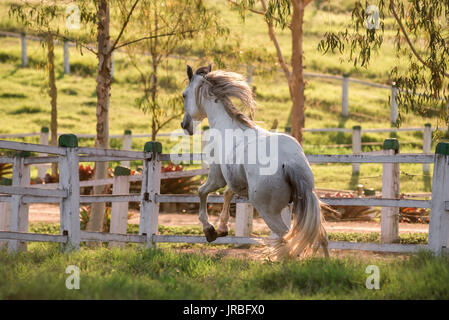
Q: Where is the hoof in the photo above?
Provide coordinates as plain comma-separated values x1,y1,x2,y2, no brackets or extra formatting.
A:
204,226,218,242
217,230,228,237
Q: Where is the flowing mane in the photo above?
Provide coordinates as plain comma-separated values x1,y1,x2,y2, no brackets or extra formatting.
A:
195,69,256,128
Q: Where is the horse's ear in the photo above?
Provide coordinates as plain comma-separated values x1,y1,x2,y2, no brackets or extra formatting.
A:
207,63,212,73
187,65,193,82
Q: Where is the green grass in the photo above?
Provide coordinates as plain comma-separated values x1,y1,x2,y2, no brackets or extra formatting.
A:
0,223,438,299
0,244,447,299
0,0,443,193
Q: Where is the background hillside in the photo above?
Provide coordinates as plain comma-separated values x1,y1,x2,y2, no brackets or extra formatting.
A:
0,0,439,192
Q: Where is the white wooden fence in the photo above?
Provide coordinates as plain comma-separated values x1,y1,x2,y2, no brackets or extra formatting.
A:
1,135,448,255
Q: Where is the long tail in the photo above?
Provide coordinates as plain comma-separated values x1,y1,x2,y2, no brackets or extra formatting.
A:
271,165,328,260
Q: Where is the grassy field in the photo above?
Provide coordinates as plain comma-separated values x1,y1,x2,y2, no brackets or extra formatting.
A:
0,223,441,299
0,0,442,193
1,242,448,299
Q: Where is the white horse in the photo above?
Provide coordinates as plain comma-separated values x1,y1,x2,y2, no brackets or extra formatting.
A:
181,64,329,259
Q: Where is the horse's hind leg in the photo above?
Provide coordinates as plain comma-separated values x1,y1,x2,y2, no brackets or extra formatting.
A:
217,187,234,237
198,165,227,242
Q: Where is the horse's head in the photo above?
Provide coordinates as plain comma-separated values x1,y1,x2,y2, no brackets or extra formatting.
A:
181,64,211,135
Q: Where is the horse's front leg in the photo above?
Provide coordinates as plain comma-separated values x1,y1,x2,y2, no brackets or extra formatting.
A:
198,165,226,242
216,187,234,237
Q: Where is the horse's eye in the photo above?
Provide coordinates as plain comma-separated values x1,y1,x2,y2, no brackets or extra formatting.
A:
182,93,186,99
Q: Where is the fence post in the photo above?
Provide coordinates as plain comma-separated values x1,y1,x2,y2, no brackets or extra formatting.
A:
423,123,432,173
21,32,28,67
270,204,293,239
428,142,449,254
0,178,12,249
352,125,362,173
235,203,253,237
202,126,209,170
246,64,254,84
109,166,131,248
341,74,349,117
63,40,70,74
37,127,50,180
121,129,132,168
390,85,398,124
381,138,400,244
58,134,80,252
8,152,31,253
139,141,162,247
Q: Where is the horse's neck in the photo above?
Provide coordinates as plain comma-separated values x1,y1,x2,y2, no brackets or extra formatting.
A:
204,99,252,132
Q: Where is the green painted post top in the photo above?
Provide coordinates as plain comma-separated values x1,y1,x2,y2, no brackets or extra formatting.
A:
124,129,132,135
383,138,400,151
424,123,431,128
41,127,49,133
364,188,375,196
352,125,361,131
202,126,210,131
16,151,31,158
0,177,12,186
285,126,291,133
58,134,78,148
436,142,449,156
144,141,162,153
114,166,131,176
342,73,350,78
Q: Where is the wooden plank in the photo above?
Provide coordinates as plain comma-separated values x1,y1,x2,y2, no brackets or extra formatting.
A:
0,231,67,243
110,175,130,248
139,151,161,247
321,197,430,208
381,148,400,243
24,156,59,164
22,196,61,204
77,147,148,159
159,153,204,162
156,194,249,204
8,157,30,252
235,203,254,237
0,140,66,155
79,155,146,162
0,202,11,248
0,157,15,164
0,185,66,197
0,196,12,202
429,149,449,254
328,241,426,253
307,154,434,164
80,194,140,203
59,147,80,251
80,231,144,243
161,169,209,179
153,234,264,245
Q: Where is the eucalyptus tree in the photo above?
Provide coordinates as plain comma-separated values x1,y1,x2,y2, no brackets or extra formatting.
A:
228,0,315,144
9,3,61,175
318,0,449,127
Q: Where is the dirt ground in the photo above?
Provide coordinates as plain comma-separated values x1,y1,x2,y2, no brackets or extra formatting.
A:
29,203,428,234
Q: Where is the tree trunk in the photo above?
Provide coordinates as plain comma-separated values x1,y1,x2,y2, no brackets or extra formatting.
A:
88,0,112,233
46,34,58,175
290,0,306,145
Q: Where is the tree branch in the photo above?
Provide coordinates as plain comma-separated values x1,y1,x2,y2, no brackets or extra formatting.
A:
113,29,201,50
389,0,449,78
227,0,266,15
110,0,140,53
260,0,291,79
